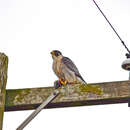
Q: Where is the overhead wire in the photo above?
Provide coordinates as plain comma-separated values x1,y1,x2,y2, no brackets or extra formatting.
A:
92,0,130,54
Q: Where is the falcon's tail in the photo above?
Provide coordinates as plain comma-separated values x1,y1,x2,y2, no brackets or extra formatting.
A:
76,74,87,84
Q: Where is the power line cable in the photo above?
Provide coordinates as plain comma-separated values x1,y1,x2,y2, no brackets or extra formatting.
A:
92,0,130,54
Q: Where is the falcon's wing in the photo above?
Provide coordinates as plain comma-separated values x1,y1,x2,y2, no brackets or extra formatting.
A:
62,57,86,83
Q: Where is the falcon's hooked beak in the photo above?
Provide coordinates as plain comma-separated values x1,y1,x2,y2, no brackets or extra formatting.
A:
51,51,55,56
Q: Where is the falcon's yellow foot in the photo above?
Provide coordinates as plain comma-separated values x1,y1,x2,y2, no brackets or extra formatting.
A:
59,79,68,86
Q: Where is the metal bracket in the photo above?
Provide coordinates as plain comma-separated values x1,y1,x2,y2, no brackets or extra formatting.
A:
16,89,59,130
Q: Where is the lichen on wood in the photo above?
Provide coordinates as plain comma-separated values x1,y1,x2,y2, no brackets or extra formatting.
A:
0,53,8,130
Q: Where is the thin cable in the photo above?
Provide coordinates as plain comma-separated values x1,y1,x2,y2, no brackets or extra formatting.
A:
92,0,130,54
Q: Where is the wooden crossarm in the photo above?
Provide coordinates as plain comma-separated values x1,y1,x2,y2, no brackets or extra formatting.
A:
5,80,130,112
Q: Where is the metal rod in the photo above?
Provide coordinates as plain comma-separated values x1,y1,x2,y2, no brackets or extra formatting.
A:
16,89,59,130
92,0,130,54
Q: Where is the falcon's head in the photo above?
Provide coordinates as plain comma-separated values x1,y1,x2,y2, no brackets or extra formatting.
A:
51,50,63,60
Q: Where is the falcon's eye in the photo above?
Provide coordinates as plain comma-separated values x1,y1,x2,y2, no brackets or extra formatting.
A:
54,51,62,57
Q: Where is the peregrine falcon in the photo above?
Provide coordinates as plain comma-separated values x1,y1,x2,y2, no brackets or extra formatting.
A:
51,50,86,86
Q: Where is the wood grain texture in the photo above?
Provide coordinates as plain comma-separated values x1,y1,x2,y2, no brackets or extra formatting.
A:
0,53,8,130
5,80,130,111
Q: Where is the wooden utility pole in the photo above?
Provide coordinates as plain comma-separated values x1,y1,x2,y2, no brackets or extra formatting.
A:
0,53,8,130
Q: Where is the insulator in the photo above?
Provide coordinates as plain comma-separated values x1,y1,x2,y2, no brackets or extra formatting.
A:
122,58,130,71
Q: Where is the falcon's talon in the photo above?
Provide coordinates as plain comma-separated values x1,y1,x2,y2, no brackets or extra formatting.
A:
59,79,67,86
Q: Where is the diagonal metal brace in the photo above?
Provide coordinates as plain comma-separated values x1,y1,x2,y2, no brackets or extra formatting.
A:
16,89,59,130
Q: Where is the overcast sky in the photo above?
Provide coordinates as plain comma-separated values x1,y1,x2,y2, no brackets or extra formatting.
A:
1,0,130,130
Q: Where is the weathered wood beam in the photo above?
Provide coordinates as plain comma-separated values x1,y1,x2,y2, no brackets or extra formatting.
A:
5,80,130,112
0,53,8,130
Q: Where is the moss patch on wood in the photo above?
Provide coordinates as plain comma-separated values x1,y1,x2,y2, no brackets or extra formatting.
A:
79,84,103,95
